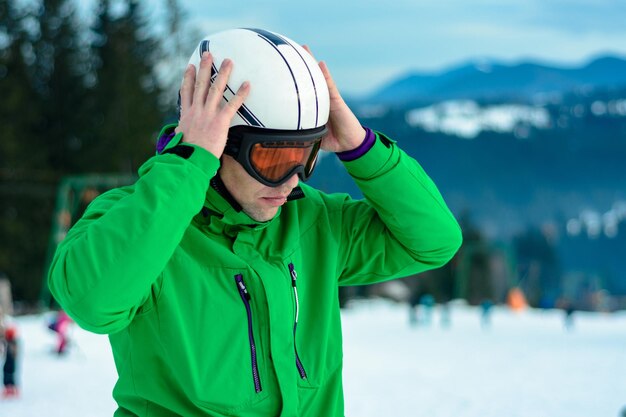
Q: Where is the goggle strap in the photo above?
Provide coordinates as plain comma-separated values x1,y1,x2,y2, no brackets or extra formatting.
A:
223,138,242,158
228,125,328,143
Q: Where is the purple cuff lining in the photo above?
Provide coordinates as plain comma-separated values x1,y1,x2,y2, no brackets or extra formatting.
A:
156,130,177,153
336,127,376,162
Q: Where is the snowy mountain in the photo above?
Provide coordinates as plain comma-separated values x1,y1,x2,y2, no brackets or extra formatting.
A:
311,84,626,296
319,86,626,235
404,100,552,139
366,55,626,104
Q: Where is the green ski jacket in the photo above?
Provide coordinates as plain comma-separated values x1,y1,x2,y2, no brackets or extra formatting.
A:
49,127,462,416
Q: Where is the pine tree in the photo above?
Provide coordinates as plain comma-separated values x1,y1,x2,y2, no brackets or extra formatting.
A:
32,0,90,173
86,0,164,172
1,0,192,306
159,0,201,120
0,0,40,171
0,0,58,304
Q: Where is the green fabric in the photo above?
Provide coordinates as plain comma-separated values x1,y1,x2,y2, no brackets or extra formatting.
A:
48,129,462,416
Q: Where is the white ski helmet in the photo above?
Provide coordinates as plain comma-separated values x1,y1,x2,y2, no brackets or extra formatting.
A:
182,28,330,131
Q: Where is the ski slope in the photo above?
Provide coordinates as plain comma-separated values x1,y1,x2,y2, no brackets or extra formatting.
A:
2,299,626,416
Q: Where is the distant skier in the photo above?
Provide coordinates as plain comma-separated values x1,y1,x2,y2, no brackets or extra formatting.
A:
48,310,72,355
421,294,436,326
480,299,494,328
439,301,452,328
2,326,18,398
563,301,575,331
408,291,421,326
408,293,437,327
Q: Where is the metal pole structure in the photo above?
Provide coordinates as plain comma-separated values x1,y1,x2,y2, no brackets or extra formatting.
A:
40,174,136,307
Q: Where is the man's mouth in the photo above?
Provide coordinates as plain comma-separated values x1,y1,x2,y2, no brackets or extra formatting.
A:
261,195,288,206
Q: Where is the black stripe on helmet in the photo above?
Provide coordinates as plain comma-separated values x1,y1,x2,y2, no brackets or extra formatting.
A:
217,79,264,127
237,104,264,127
200,39,261,126
249,29,302,129
244,28,288,46
280,37,320,127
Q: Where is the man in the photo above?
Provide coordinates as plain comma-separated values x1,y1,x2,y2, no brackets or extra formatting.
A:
48,28,462,416
2,326,18,398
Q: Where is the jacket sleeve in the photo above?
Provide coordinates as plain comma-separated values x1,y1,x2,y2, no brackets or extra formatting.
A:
336,131,462,286
48,134,219,334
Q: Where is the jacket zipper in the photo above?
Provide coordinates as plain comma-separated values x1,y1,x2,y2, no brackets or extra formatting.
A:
289,263,308,379
234,274,262,393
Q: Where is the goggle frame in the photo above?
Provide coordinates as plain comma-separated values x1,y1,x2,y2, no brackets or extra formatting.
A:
224,125,327,187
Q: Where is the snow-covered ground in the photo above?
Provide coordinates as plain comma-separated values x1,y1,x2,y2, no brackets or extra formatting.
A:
2,299,626,417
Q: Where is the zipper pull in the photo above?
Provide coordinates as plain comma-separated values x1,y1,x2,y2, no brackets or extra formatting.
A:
236,274,251,300
289,263,297,287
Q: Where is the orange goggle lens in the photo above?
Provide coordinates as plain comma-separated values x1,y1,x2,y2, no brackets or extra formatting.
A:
250,139,321,183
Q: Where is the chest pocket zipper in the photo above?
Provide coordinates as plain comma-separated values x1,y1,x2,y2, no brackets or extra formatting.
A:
289,263,308,379
234,274,262,393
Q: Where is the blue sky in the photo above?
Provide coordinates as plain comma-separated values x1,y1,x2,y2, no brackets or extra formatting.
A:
175,0,626,96
108,0,626,96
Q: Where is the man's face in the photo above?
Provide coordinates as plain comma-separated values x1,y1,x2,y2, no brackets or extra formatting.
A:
219,155,300,222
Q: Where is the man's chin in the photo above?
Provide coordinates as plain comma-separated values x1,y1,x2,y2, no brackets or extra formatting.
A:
244,206,279,223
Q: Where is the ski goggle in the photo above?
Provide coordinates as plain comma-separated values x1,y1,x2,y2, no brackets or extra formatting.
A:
224,125,327,187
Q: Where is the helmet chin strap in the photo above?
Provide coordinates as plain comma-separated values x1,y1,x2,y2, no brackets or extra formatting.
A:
210,173,243,212
286,187,305,201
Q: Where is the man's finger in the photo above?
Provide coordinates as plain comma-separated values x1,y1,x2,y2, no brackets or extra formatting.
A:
222,81,250,118
180,64,195,111
207,58,233,107
302,44,315,59
319,61,341,100
193,52,213,105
